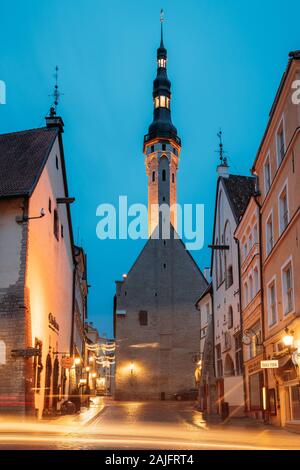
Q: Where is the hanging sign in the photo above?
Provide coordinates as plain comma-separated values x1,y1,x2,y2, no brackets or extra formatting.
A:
260,360,279,369
61,357,73,369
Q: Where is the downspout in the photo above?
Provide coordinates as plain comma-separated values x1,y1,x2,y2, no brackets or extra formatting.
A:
234,236,247,415
254,194,269,423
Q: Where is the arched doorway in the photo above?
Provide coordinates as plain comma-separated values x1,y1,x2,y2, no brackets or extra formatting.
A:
224,354,235,377
52,357,59,410
44,354,52,411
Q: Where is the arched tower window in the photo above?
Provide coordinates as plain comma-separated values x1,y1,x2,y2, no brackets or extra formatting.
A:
172,174,175,183
162,169,166,181
152,171,155,182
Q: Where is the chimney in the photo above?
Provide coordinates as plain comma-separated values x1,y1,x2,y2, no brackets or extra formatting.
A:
217,161,229,178
46,107,64,133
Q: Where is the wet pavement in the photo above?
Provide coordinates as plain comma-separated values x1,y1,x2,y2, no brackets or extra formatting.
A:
0,401,299,449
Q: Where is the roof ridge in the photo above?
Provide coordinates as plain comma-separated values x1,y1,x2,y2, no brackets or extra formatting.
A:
0,126,56,138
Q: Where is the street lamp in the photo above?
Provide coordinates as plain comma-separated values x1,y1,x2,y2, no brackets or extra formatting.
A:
129,362,135,375
85,366,90,372
74,357,81,366
283,328,294,348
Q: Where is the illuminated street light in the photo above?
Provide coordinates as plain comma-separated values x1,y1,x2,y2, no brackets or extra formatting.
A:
85,366,90,372
92,372,97,378
74,357,81,366
129,362,135,374
283,328,294,348
89,356,94,363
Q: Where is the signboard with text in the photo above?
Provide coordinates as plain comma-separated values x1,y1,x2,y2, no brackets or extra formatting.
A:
260,360,279,369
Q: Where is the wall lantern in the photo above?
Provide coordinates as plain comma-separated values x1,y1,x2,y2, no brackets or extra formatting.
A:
85,366,90,372
282,327,294,349
129,362,135,375
74,357,81,366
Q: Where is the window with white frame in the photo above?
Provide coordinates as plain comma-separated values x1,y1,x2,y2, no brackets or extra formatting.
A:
276,119,285,166
266,213,274,256
264,155,271,195
279,184,289,235
268,279,278,326
282,260,294,315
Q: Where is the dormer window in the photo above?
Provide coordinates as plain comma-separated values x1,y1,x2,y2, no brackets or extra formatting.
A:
154,96,170,109
158,58,166,68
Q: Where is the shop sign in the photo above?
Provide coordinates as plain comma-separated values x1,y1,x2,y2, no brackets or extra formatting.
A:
260,360,279,369
61,357,73,369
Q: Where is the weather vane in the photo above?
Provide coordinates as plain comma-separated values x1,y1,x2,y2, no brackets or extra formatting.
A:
217,129,228,166
49,66,63,116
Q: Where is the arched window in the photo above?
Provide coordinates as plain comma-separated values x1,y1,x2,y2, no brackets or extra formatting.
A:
162,169,166,181
152,171,155,182
172,173,175,183
0,341,6,365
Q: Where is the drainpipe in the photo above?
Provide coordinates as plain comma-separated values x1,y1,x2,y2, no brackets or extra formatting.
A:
234,236,247,415
253,194,269,423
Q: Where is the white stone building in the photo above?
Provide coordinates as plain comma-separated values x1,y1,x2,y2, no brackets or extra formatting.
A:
211,159,255,417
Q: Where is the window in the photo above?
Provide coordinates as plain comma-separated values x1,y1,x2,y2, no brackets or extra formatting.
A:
226,265,233,289
151,145,154,153
266,213,274,256
228,306,233,329
279,184,289,234
254,267,259,294
48,198,52,213
152,171,155,182
205,303,210,324
248,323,262,360
158,58,166,68
253,224,258,244
216,344,223,377
276,120,285,165
268,280,277,326
282,261,294,315
235,334,243,375
264,155,271,195
154,95,170,109
244,282,249,307
249,275,253,301
162,169,166,181
139,310,148,326
55,155,59,170
0,341,6,365
172,173,175,183
54,209,59,240
61,224,64,238
162,143,166,151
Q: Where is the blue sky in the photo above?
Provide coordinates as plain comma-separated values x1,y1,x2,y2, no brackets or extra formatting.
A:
0,0,299,337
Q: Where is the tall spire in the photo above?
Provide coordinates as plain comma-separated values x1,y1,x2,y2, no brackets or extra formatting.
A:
160,9,165,48
143,12,180,148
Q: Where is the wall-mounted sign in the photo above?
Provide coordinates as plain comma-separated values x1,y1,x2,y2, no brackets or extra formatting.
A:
61,357,73,369
261,360,279,369
48,313,59,333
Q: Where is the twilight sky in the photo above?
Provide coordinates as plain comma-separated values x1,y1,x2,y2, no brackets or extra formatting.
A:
0,0,299,337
